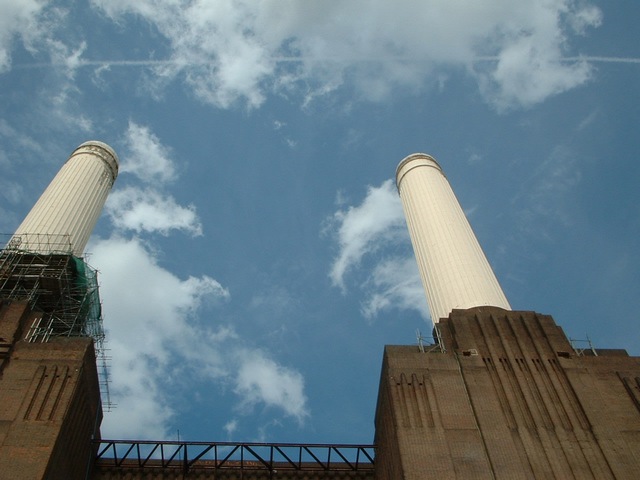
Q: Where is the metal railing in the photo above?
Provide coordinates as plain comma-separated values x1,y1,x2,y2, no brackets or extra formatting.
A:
94,440,375,473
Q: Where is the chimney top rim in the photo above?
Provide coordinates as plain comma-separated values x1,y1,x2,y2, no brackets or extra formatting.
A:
395,153,441,189
71,141,119,182
75,141,118,164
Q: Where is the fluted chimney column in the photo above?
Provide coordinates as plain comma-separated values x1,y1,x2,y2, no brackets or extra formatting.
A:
396,153,510,322
10,141,118,256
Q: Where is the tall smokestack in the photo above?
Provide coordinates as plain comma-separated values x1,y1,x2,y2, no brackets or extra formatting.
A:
9,141,118,256
396,153,510,322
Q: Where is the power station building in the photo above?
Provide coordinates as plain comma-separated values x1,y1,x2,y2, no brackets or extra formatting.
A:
0,146,638,479
374,154,640,479
0,142,117,479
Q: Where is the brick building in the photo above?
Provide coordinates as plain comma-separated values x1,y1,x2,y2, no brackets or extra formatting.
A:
375,308,640,479
0,147,639,478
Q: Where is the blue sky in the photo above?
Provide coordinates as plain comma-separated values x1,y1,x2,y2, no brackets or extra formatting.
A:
1,0,638,444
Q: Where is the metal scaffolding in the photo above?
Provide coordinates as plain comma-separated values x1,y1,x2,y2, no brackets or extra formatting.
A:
3,232,74,256
0,233,113,409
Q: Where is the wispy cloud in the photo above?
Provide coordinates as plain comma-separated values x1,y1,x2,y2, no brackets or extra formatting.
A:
0,0,46,73
326,179,426,320
564,56,640,64
85,0,605,110
495,144,585,280
234,350,308,423
0,2,95,134
122,122,176,183
14,55,640,71
6,2,633,111
327,179,405,291
514,145,582,234
361,257,427,321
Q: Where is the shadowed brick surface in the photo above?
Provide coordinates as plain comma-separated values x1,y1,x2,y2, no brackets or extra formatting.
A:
375,307,640,479
0,299,102,480
3,298,640,479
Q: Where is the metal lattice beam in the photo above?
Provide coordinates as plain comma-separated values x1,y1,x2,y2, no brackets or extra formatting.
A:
94,440,375,473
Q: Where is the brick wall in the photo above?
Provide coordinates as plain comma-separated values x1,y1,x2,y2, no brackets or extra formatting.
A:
375,308,640,479
0,300,102,480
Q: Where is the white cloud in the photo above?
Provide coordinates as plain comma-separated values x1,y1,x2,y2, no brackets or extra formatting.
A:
122,122,176,183
328,179,406,290
249,285,298,320
514,145,582,233
0,2,94,131
327,179,429,321
8,4,87,72
477,37,593,111
224,419,238,436
0,0,46,72
90,236,230,439
468,152,483,164
46,80,94,132
568,5,603,34
576,109,598,131
0,119,44,159
93,122,310,437
106,187,202,236
361,257,428,321
45,38,88,79
106,123,202,236
99,345,173,440
92,237,229,356
90,234,308,439
90,0,602,110
96,125,226,438
234,350,308,423
9,19,95,134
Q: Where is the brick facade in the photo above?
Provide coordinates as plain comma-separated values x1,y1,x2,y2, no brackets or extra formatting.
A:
3,299,640,479
375,307,640,479
0,300,102,480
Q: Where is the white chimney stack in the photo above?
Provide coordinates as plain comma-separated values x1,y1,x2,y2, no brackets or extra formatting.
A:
396,153,510,322
10,141,118,256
